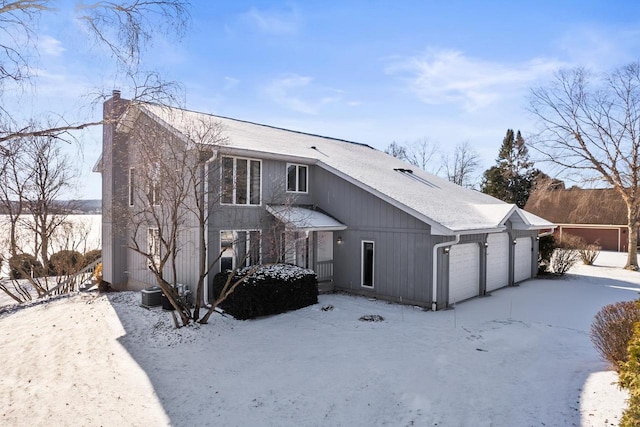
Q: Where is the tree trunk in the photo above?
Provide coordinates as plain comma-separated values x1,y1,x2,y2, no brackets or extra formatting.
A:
9,218,17,257
626,202,639,270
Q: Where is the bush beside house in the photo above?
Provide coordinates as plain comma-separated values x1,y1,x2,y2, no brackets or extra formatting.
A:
8,254,44,279
211,264,318,320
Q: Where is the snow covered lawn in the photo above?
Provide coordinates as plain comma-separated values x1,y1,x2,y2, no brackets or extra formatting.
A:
1,251,639,426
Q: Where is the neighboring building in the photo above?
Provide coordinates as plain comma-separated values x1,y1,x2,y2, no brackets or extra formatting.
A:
525,188,631,252
94,92,554,310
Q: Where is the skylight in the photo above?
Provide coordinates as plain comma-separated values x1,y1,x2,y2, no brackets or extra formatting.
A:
393,168,439,189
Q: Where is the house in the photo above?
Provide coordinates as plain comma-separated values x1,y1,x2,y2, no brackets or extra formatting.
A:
525,188,631,252
94,91,554,310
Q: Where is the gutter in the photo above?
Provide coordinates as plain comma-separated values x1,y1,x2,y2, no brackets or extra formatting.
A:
202,152,218,305
431,234,460,311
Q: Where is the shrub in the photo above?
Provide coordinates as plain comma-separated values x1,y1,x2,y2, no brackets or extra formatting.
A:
550,234,582,275
211,264,318,320
550,248,579,274
590,300,640,370
83,249,102,267
578,241,601,266
49,250,84,276
619,313,640,426
9,254,44,279
538,234,556,273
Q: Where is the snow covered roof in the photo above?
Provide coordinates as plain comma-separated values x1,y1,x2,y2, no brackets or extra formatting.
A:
266,205,347,232
132,103,554,235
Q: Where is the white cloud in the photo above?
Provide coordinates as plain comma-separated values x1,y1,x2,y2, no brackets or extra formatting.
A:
387,49,564,112
243,5,301,35
38,35,65,56
556,25,640,70
264,74,342,114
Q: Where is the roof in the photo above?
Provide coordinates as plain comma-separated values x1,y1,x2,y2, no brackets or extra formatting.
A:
119,102,554,235
525,188,627,225
266,205,347,232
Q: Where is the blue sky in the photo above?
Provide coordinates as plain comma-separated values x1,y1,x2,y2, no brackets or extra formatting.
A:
22,1,640,199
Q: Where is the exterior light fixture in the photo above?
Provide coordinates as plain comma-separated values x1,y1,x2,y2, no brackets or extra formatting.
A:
513,239,517,245
484,242,489,248
337,236,343,245
444,247,450,254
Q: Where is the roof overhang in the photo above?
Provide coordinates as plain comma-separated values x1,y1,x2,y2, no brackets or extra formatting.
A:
267,205,347,232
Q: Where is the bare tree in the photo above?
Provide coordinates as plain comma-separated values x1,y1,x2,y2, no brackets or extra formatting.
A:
0,1,190,144
19,134,78,266
0,137,31,258
442,141,480,188
385,138,441,174
384,141,408,160
529,64,640,270
406,137,440,173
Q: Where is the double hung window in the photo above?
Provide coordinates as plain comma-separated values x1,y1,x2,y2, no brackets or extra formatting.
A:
286,164,308,193
221,157,261,205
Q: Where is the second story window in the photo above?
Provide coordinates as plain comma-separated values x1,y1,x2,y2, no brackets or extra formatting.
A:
287,164,308,193
221,156,261,205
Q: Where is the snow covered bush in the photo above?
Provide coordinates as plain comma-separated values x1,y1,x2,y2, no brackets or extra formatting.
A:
578,242,601,265
590,300,640,371
211,264,318,320
550,248,579,275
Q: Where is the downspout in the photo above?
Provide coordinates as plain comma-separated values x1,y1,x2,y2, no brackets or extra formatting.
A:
202,153,217,305
431,234,460,311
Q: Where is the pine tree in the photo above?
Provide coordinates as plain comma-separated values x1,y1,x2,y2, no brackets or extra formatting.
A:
481,129,536,208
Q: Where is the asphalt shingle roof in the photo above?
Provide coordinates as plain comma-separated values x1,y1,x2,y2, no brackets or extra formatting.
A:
137,103,554,235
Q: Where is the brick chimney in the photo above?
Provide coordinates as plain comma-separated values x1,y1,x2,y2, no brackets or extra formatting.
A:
112,89,121,100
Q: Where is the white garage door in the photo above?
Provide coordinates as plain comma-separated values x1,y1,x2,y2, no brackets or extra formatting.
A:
514,237,532,283
486,233,510,292
448,243,480,304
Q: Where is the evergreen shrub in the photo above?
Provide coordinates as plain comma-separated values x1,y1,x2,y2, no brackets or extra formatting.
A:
590,300,640,370
538,234,556,273
211,264,318,320
619,304,640,426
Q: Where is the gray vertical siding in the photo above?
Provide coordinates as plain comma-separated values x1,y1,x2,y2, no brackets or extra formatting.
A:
311,166,435,306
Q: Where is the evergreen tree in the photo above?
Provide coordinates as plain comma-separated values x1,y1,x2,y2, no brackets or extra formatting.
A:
481,129,536,207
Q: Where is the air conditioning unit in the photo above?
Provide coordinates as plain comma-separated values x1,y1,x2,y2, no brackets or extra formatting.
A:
141,286,162,308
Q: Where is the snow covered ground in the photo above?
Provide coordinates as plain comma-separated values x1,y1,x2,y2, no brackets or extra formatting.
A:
1,251,638,426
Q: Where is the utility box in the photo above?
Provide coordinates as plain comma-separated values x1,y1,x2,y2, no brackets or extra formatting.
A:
141,286,162,308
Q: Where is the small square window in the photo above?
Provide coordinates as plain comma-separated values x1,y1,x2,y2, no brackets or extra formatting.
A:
286,164,308,193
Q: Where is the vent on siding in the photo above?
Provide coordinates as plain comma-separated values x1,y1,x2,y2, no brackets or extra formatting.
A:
393,168,439,188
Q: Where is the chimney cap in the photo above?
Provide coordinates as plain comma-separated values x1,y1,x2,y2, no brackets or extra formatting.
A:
112,89,121,99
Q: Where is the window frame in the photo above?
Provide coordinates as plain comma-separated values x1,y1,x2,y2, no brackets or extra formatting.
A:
147,162,162,206
220,156,262,206
361,240,375,288
148,228,161,268
128,167,135,207
219,229,261,272
286,163,309,194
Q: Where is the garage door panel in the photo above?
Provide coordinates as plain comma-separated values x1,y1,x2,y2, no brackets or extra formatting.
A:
449,243,480,304
514,237,532,283
486,233,509,292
